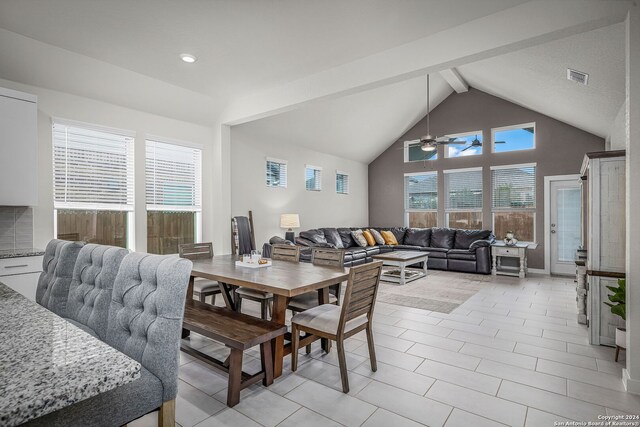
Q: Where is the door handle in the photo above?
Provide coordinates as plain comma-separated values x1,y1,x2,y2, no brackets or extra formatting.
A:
551,230,556,234
551,224,556,227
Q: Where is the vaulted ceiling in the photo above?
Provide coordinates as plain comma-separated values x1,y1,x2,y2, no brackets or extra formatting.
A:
0,0,630,163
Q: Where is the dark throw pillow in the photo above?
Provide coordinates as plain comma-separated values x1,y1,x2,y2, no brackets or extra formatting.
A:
338,228,356,248
321,228,344,249
299,229,328,245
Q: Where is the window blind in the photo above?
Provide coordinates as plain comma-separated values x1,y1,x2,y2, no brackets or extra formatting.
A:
266,158,287,188
491,164,536,209
305,165,322,191
145,140,202,211
444,169,483,210
336,171,349,194
53,122,134,211
405,173,438,210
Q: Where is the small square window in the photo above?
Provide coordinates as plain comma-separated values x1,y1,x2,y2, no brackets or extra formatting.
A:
493,124,535,153
336,172,349,194
305,165,322,191
405,141,437,162
266,158,287,188
445,132,483,158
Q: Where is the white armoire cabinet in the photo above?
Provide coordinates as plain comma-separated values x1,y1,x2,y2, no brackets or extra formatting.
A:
580,150,626,346
0,87,38,206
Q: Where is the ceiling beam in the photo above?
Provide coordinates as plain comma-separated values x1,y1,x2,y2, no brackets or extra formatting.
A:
222,1,632,126
440,68,468,93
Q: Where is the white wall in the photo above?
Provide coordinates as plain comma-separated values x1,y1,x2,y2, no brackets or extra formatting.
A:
607,103,626,150
230,125,368,249
0,78,222,253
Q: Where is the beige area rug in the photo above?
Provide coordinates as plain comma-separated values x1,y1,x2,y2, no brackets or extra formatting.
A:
376,269,486,313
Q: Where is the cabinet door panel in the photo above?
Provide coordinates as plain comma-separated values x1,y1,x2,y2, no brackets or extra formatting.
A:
0,93,38,206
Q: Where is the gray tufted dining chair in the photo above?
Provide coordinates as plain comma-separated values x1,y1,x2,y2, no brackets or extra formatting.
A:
25,252,192,427
64,244,129,340
36,239,84,316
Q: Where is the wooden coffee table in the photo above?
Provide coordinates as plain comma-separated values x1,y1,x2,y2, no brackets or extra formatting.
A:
372,251,428,285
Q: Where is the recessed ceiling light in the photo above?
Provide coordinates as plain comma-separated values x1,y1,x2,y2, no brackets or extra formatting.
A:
180,54,197,63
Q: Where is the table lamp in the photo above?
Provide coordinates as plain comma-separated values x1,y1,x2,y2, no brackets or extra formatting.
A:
280,214,300,242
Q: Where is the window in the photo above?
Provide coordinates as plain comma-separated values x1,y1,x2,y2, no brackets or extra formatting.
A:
305,165,322,191
491,163,536,242
492,123,535,153
266,158,287,188
405,172,438,227
336,171,349,194
146,139,202,254
53,120,134,248
445,168,483,229
404,141,437,162
445,132,483,158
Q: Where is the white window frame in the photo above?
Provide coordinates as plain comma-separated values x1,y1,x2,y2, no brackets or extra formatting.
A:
491,122,536,153
404,140,438,163
443,167,483,228
336,170,349,195
491,162,537,243
305,164,322,191
266,157,288,188
145,137,203,245
444,131,483,158
404,171,438,227
52,118,136,249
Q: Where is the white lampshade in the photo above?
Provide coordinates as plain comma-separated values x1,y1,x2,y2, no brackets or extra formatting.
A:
280,213,300,229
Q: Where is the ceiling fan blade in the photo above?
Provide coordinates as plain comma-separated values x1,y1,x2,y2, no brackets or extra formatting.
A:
404,139,421,144
441,140,467,145
461,145,473,152
494,141,507,144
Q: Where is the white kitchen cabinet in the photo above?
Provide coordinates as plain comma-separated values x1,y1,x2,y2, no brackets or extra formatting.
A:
0,87,38,206
0,255,42,301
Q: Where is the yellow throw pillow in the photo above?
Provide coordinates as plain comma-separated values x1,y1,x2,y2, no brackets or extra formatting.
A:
380,230,398,245
363,229,376,246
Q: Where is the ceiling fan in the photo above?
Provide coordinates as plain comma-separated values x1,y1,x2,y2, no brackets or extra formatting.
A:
404,74,468,152
459,135,506,152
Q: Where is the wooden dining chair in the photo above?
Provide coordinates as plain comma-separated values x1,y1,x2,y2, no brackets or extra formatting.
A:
235,244,300,319
290,261,383,393
287,248,344,353
179,243,221,305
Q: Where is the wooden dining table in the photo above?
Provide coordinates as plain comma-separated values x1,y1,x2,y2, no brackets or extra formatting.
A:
187,254,349,377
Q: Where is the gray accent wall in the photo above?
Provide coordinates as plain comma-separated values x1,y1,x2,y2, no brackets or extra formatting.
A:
369,88,604,270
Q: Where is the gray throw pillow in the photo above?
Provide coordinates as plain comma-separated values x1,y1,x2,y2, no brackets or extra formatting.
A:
369,229,386,245
351,229,368,247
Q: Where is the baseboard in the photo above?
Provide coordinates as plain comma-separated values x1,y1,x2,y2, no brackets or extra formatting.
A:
527,268,547,275
623,368,640,394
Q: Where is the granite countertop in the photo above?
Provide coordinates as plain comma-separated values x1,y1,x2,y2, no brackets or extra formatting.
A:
0,283,141,426
0,248,45,259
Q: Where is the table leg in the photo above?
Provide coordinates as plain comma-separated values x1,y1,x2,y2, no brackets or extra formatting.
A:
423,257,428,277
182,276,195,339
492,253,497,275
271,294,289,378
519,253,526,279
318,287,331,353
399,263,406,285
219,282,237,311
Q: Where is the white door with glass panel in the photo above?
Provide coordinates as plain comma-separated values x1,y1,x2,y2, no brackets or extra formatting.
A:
549,179,581,275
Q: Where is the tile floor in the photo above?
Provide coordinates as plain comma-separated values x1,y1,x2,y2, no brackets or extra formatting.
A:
130,270,638,427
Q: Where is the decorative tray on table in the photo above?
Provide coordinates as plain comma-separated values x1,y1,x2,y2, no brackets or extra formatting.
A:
235,259,272,269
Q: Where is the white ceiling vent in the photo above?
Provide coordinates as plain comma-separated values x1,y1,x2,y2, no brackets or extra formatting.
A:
567,68,589,85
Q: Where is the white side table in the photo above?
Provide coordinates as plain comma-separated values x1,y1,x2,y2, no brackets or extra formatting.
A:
491,242,528,279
